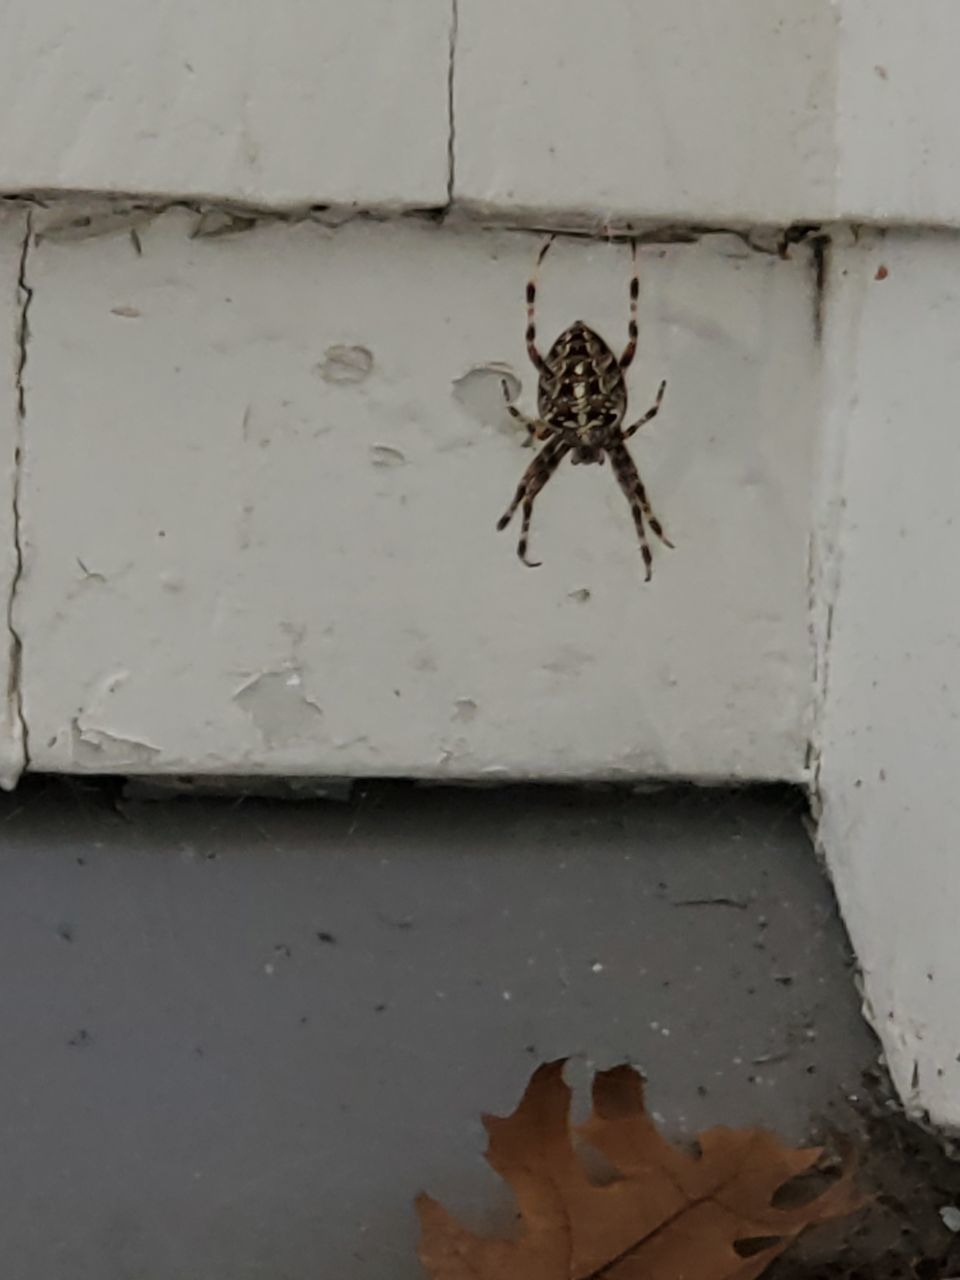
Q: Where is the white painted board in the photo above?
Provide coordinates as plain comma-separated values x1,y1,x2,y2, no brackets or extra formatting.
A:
455,0,836,225
0,0,451,208
818,230,960,1130
836,0,960,226
17,213,816,780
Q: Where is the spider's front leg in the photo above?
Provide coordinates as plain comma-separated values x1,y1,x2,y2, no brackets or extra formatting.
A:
497,436,570,567
622,379,667,439
619,237,640,371
501,378,551,448
524,236,556,378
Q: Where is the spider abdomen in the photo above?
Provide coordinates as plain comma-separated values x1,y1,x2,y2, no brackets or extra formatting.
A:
538,321,627,445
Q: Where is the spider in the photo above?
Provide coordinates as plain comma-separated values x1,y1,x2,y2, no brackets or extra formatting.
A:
496,235,673,581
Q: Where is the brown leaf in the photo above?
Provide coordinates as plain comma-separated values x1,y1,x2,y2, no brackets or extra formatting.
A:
417,1060,861,1280
415,1178,569,1280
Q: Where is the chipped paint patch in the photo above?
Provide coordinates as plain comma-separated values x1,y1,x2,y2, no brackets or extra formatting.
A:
317,344,374,385
370,445,407,468
234,670,323,747
70,720,161,767
452,363,521,435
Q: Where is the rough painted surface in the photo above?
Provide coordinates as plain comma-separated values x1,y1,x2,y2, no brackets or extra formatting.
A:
835,1,960,224
0,209,25,788
0,783,878,1279
4,1,960,230
0,0,451,207
455,0,837,224
817,231,960,1130
1,2,960,226
16,212,816,780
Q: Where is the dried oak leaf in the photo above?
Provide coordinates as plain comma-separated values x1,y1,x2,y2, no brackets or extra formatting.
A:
416,1060,861,1280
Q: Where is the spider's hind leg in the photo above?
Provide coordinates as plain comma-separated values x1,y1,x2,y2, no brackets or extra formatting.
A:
497,437,570,567
607,441,673,580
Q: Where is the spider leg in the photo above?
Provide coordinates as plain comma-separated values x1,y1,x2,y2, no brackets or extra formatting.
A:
501,378,551,448
619,238,639,370
497,437,570,567
622,379,667,439
525,236,556,379
607,441,674,581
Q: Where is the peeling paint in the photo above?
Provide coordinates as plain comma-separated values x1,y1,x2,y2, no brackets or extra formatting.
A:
369,445,406,468
452,363,521,434
234,670,323,747
76,558,107,585
70,719,161,767
191,209,258,239
68,671,141,767
452,697,477,722
34,206,157,245
317,345,374,385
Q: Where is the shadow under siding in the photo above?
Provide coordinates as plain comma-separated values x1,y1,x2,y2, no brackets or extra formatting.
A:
0,778,875,1280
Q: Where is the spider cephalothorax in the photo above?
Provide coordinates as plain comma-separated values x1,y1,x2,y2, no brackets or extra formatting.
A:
497,237,673,580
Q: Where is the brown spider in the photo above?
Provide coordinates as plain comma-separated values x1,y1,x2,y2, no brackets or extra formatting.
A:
496,236,673,580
